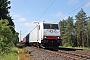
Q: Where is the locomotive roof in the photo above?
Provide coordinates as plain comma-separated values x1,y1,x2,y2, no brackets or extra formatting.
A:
42,22,59,24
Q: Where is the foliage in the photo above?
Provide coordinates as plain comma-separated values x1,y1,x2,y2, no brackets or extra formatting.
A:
75,8,88,47
0,19,14,54
59,8,90,47
59,19,67,46
59,17,74,47
63,43,71,47
0,47,18,60
0,0,15,33
0,0,19,55
0,19,19,55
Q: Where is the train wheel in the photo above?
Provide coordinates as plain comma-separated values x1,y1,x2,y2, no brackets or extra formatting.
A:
36,43,39,48
39,44,44,48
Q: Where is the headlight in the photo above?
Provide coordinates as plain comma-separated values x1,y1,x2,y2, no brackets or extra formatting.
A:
57,36,60,39
44,36,47,38
43,36,47,39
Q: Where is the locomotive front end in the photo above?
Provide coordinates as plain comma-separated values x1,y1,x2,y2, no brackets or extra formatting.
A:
42,22,62,49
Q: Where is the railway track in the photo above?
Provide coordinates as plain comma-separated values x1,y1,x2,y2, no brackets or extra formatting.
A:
26,46,90,60
44,49,90,60
58,50,90,60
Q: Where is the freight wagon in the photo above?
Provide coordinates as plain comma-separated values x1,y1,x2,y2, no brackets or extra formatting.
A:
22,37,26,44
25,22,62,50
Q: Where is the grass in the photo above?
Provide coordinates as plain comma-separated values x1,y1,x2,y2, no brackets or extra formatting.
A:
0,47,18,60
74,47,90,50
59,46,90,50
19,48,33,60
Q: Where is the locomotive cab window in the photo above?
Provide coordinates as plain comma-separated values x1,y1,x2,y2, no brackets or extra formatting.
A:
44,24,59,29
44,24,50,29
52,24,59,29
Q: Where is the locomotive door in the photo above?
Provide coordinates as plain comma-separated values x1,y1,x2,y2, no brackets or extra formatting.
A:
38,25,42,43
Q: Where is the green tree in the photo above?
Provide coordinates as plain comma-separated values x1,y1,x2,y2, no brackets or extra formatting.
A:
13,32,19,46
0,19,14,54
66,16,73,46
63,16,73,47
87,16,90,47
0,0,15,33
0,0,19,54
75,8,88,47
59,19,67,37
59,9,90,47
59,17,74,47
59,19,67,46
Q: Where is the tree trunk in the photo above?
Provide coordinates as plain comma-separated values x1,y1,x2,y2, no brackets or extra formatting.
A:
86,30,88,47
82,32,84,47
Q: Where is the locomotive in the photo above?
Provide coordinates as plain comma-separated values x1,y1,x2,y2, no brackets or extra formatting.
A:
23,21,62,50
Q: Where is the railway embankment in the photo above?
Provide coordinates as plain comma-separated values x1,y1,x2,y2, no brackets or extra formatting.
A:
26,46,70,60
25,46,90,60
18,48,33,60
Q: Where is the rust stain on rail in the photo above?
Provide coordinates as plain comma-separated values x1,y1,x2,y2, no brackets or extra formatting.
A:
19,49,33,60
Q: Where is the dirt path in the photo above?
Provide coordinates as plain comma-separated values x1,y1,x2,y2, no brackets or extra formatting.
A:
18,49,33,60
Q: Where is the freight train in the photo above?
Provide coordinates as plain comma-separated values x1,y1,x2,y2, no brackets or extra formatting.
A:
23,22,62,50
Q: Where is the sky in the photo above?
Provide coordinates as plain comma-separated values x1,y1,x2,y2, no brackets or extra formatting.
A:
10,0,90,41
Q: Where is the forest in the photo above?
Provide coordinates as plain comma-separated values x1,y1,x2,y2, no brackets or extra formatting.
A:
59,8,90,48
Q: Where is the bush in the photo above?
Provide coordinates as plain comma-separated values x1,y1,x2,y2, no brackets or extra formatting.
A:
63,43,71,47
0,19,14,54
0,47,18,60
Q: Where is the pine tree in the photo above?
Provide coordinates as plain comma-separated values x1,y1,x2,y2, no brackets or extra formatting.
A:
63,16,73,47
0,0,15,33
87,17,90,47
59,19,67,46
75,8,88,47
67,16,73,46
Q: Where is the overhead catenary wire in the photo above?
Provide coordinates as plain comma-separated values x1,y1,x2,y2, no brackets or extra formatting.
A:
20,0,56,41
22,0,90,40
59,1,90,20
38,0,55,21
